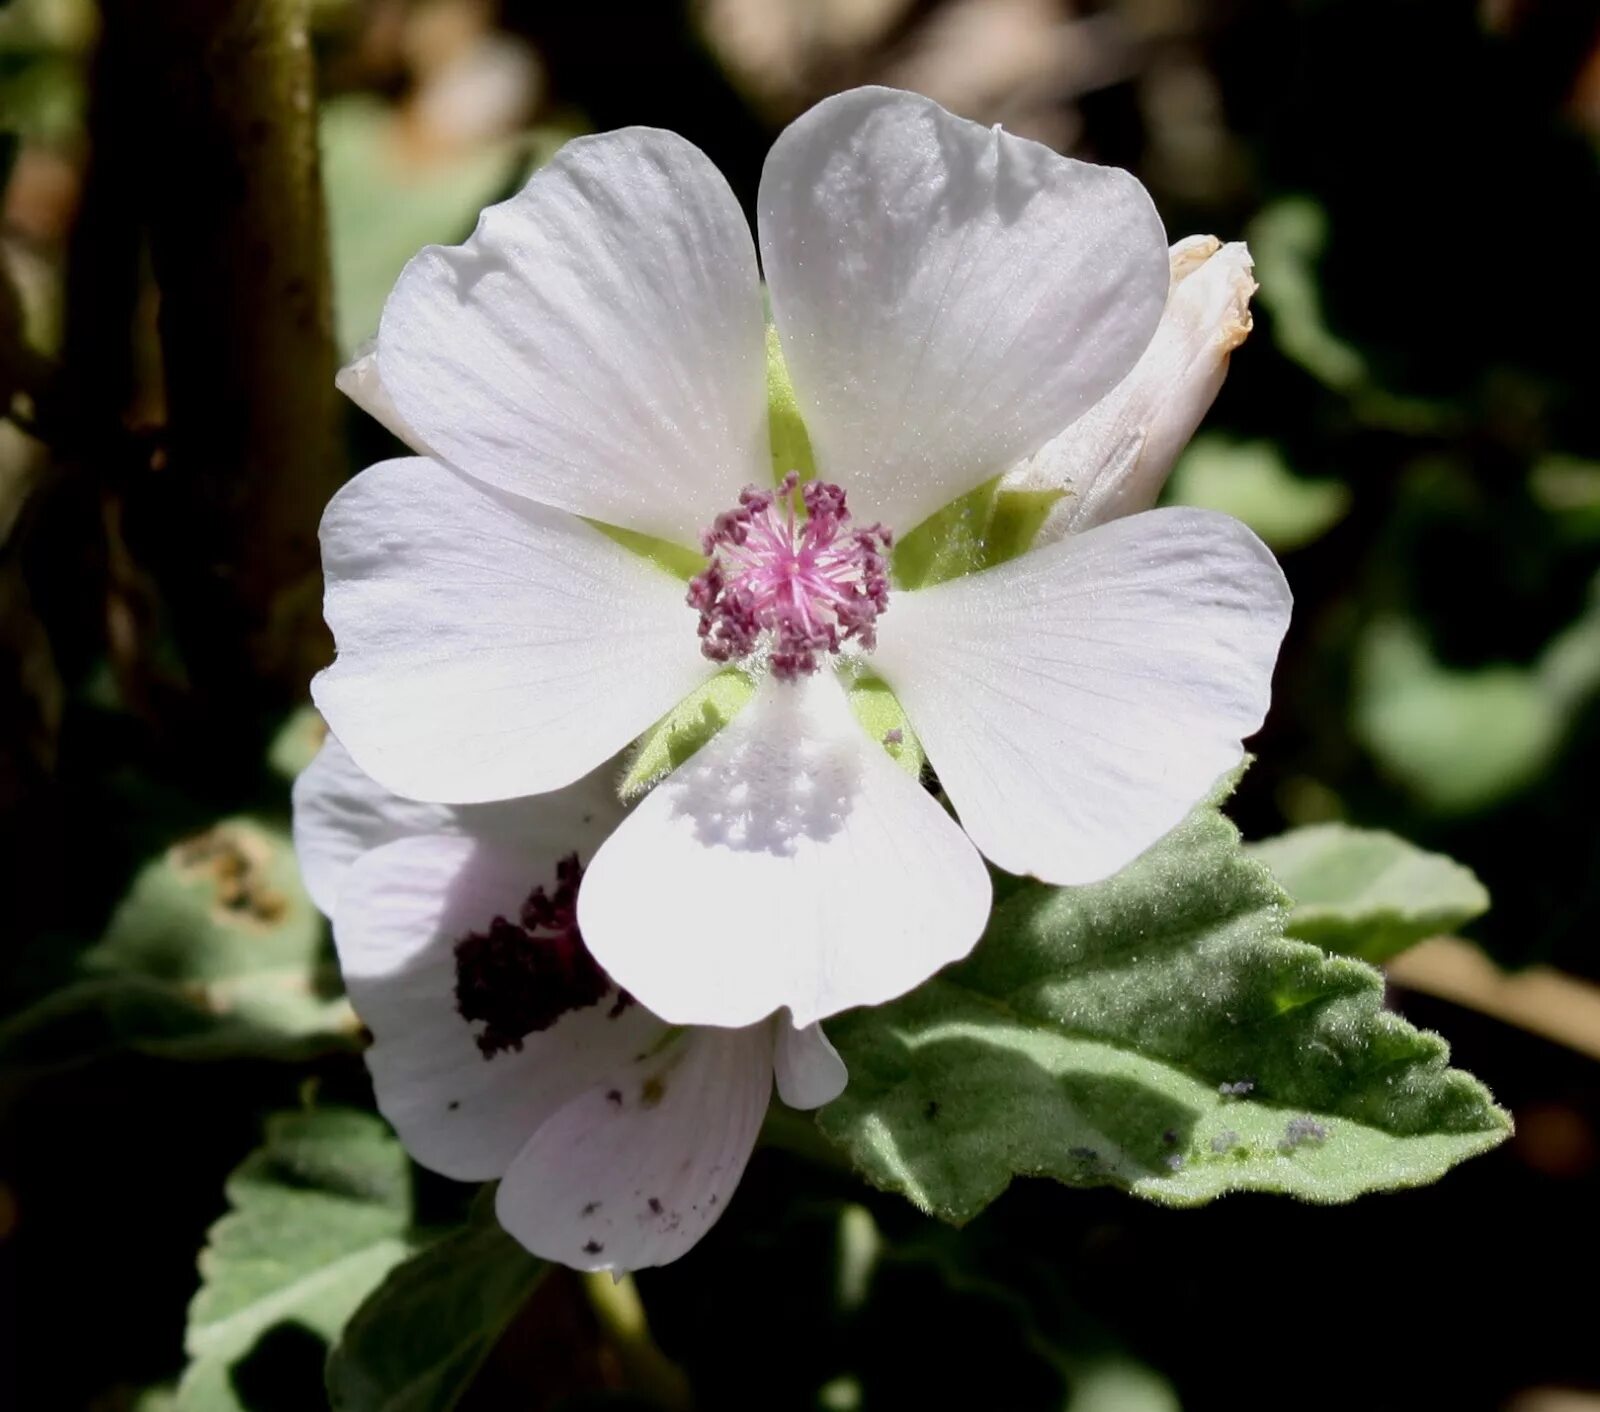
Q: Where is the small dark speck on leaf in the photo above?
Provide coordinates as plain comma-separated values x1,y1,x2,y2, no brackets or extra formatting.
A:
1069,1146,1098,1163
924,1100,940,1120
1161,1128,1178,1145
1280,1116,1329,1152
583,1239,603,1255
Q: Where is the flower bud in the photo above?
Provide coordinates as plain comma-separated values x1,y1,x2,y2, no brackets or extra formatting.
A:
1004,235,1257,545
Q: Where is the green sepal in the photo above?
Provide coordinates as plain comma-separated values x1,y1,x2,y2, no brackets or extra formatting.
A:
766,323,816,484
591,521,705,581
893,479,1066,591
985,487,1067,565
846,673,925,779
619,669,756,800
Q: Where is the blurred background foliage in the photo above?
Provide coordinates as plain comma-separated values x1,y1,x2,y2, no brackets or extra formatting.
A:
1,0,1598,1408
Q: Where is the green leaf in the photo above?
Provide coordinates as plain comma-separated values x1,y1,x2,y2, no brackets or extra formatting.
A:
1246,823,1489,963
817,799,1509,1223
79,817,355,1059
268,703,329,783
326,1192,546,1412
1354,618,1563,814
1164,433,1350,552
178,1109,414,1412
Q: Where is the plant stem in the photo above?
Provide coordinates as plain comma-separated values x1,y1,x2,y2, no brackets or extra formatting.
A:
581,1270,692,1410
100,0,341,711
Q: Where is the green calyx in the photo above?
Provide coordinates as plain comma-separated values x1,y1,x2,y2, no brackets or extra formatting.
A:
766,323,817,485
620,670,756,801
892,479,1066,591
845,673,925,780
619,669,924,803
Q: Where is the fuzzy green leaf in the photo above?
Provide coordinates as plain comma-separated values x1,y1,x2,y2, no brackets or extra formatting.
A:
1247,823,1489,962
326,1193,547,1412
0,819,356,1071
178,1109,414,1412
82,817,356,1058
818,802,1509,1223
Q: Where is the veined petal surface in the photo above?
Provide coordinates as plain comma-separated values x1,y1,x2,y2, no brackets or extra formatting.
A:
759,86,1169,536
313,457,713,803
378,128,769,544
873,507,1291,885
578,670,992,1029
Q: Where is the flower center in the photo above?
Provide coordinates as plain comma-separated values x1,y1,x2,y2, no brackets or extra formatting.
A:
452,853,630,1058
687,472,892,681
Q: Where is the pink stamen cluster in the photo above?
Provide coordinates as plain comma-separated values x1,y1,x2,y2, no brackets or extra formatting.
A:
688,472,893,681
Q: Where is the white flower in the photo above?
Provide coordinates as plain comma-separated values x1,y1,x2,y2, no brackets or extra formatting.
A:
1003,235,1259,543
314,85,1291,1031
293,733,846,1273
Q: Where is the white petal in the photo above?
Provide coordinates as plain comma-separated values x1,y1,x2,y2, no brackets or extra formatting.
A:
773,1019,847,1110
1006,237,1258,545
335,834,667,1182
873,508,1291,885
579,670,991,1029
376,128,768,543
758,86,1169,536
496,1024,772,1273
335,339,427,451
312,456,714,803
291,733,624,918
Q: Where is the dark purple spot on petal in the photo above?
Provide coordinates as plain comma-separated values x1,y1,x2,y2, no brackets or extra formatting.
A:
452,854,624,1058
647,1197,663,1215
583,1239,603,1255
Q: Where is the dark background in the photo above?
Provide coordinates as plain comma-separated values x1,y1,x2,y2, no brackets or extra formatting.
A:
1,1,1597,1407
